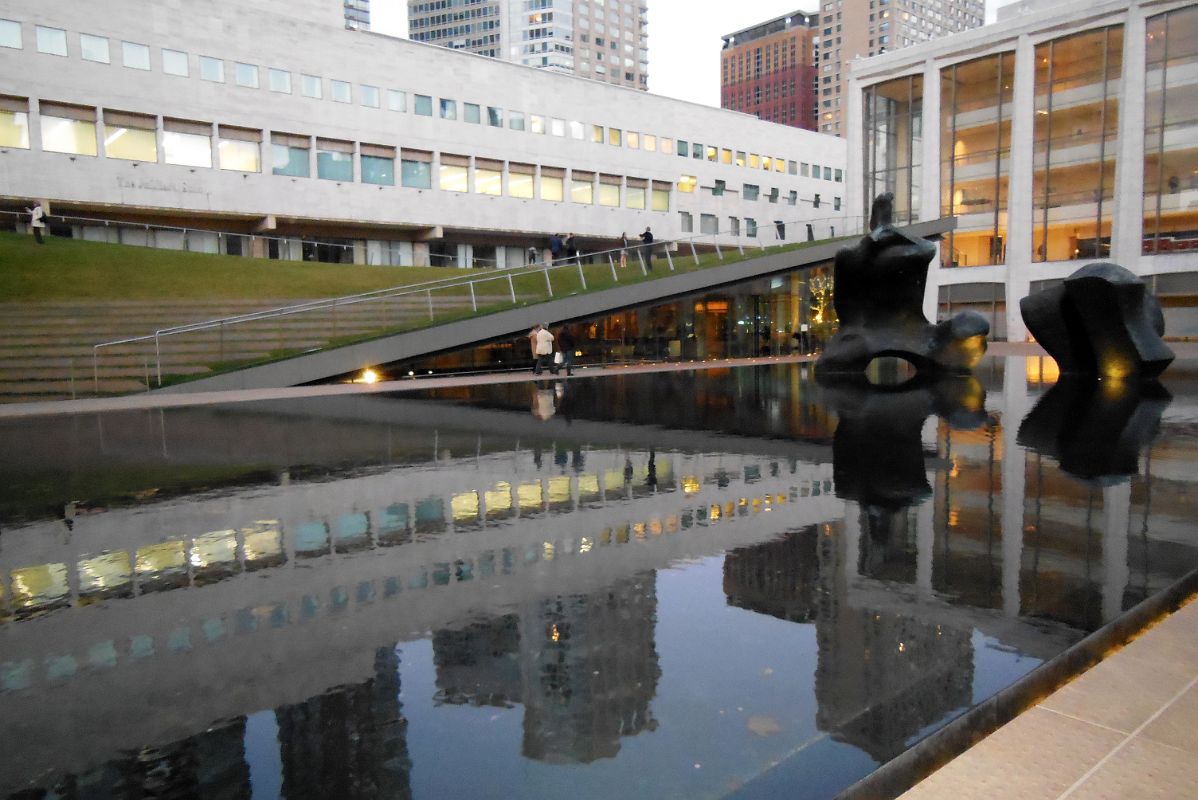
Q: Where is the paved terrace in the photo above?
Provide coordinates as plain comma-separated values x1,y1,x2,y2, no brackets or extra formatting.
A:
3,347,1198,800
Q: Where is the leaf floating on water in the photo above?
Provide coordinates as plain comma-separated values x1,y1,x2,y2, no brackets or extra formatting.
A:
746,715,782,737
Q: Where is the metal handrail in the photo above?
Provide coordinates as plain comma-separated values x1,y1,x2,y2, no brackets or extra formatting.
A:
86,211,865,390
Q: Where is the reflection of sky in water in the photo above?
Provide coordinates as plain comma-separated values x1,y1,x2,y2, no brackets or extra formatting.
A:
2,359,1198,798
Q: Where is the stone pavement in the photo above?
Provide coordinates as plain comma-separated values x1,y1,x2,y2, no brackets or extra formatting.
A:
900,594,1198,800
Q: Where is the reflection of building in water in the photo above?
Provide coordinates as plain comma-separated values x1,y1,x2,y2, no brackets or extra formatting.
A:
276,646,412,800
90,718,250,800
723,525,821,622
432,573,661,764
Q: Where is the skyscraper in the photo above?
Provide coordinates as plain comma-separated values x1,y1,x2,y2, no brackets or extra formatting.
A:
721,11,820,131
345,0,371,29
815,0,984,135
408,0,649,91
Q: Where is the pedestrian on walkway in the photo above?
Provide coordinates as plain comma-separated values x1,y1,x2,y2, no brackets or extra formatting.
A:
565,233,577,263
26,201,46,244
639,226,654,271
554,325,576,376
527,324,541,365
549,234,563,264
533,323,555,375
619,232,629,269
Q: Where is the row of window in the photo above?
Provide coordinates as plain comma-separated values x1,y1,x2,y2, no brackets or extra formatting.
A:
0,16,842,183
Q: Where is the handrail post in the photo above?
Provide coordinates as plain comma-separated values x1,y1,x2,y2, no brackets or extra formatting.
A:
738,240,745,256
608,253,618,282
637,248,647,276
508,274,517,303
689,241,699,265
154,333,162,387
543,267,553,298
427,289,434,320
576,260,587,291
715,242,723,260
665,248,675,271
469,281,477,312
92,347,99,393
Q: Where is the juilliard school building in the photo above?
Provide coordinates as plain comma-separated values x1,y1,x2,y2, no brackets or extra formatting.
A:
848,0,1198,340
0,0,849,270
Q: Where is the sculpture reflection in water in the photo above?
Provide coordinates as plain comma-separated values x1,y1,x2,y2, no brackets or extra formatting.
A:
816,193,989,377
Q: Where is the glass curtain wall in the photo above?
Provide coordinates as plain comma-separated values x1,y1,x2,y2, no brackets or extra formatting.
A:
1143,6,1198,254
940,53,1014,268
1032,26,1123,262
863,75,923,225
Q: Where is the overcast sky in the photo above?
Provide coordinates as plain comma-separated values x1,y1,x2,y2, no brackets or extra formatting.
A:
371,0,1013,108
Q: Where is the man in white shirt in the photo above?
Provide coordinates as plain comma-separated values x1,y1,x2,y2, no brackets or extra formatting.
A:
533,324,555,375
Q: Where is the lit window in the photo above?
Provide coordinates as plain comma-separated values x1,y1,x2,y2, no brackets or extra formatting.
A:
439,157,468,192
268,68,291,93
541,173,564,201
163,121,211,168
332,80,352,103
652,186,669,211
571,175,593,203
80,33,109,64
234,62,259,88
627,131,640,149
678,175,697,193
643,134,656,151
608,127,621,146
301,74,322,98
35,26,67,56
0,100,30,149
361,85,380,108
162,48,188,76
626,185,646,209
569,120,584,139
706,145,717,161
475,163,502,195
660,137,674,154
200,56,224,82
218,128,261,172
509,166,534,198
40,105,97,156
591,124,604,143
599,179,620,206
0,19,22,49
530,114,545,133
103,113,157,161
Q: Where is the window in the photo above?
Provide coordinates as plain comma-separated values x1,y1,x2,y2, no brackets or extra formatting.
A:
301,74,322,98
627,131,639,149
743,183,759,201
788,190,798,206
361,85,380,108
530,114,545,134
591,124,604,143
439,97,456,119
268,68,291,93
541,169,565,201
678,175,697,193
163,49,188,76
234,62,259,88
80,34,109,64
475,159,502,195
271,134,310,178
103,111,157,161
651,183,670,212
788,160,798,175
551,118,565,136
509,111,525,130
509,164,535,199
677,140,689,157
361,148,395,185
824,166,832,180
800,162,809,177
120,41,150,70
0,97,30,149
487,106,502,126
464,103,480,123
693,143,704,160
729,217,740,236
775,157,785,173
700,213,718,234
414,94,433,116
332,80,352,103
388,90,407,112
706,146,717,162
439,154,468,192
746,218,758,237
811,163,820,178
626,183,646,209
834,168,843,182
316,139,352,180
643,134,656,151
608,127,621,146
571,172,593,203
599,175,620,206
749,153,760,168
218,126,261,172
36,26,67,56
0,19,21,49
661,137,674,155
767,187,779,204
39,103,97,156
401,149,432,188
163,119,211,168
200,56,224,82
680,211,693,233
834,196,841,210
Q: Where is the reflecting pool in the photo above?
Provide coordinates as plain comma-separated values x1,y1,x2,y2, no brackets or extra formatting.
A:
2,356,1197,799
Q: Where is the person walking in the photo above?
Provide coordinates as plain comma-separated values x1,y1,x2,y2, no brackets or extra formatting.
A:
619,232,629,269
26,201,46,244
533,323,555,375
527,324,541,366
639,226,654,271
554,325,576,376
564,233,577,263
549,233,563,264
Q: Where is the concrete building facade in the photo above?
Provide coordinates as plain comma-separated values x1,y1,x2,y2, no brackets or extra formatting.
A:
847,0,1198,340
0,0,847,269
720,11,820,130
408,0,649,91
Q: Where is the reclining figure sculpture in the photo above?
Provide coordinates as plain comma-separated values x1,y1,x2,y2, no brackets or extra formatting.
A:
815,193,990,376
1019,262,1174,380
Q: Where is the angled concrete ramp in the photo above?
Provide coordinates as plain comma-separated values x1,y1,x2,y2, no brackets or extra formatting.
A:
158,217,954,394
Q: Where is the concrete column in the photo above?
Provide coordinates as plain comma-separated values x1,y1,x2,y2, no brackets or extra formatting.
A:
209,122,220,171
307,135,316,179
1102,482,1132,623
1004,34,1037,342
413,241,430,267
842,500,861,584
922,57,943,322
1111,4,1147,272
916,476,935,598
1002,361,1030,617
845,76,865,227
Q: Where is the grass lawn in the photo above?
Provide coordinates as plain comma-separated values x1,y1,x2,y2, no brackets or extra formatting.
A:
0,231,453,301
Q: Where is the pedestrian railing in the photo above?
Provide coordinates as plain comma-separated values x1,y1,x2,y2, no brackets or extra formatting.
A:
84,212,865,392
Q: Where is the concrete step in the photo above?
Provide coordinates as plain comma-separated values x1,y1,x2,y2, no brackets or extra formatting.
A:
0,365,211,380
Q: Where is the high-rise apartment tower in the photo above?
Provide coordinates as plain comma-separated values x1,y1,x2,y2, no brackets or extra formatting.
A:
815,0,984,135
345,0,371,29
408,0,649,90
720,11,820,131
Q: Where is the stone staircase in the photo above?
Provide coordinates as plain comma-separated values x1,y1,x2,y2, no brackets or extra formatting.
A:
0,295,489,402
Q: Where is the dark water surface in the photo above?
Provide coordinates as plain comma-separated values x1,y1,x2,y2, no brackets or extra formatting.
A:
2,357,1198,799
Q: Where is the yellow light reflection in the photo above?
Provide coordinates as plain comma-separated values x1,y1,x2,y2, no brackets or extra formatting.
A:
243,521,283,566
665,515,679,533
485,482,513,516
548,476,572,506
77,552,132,597
451,491,480,523
710,504,722,521
1025,356,1060,385
517,481,543,512
191,530,237,569
136,541,186,575
633,522,647,539
10,563,70,609
577,474,600,501
580,537,593,554
551,623,561,642
682,475,701,495
649,518,663,536
604,468,626,489
543,542,555,560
